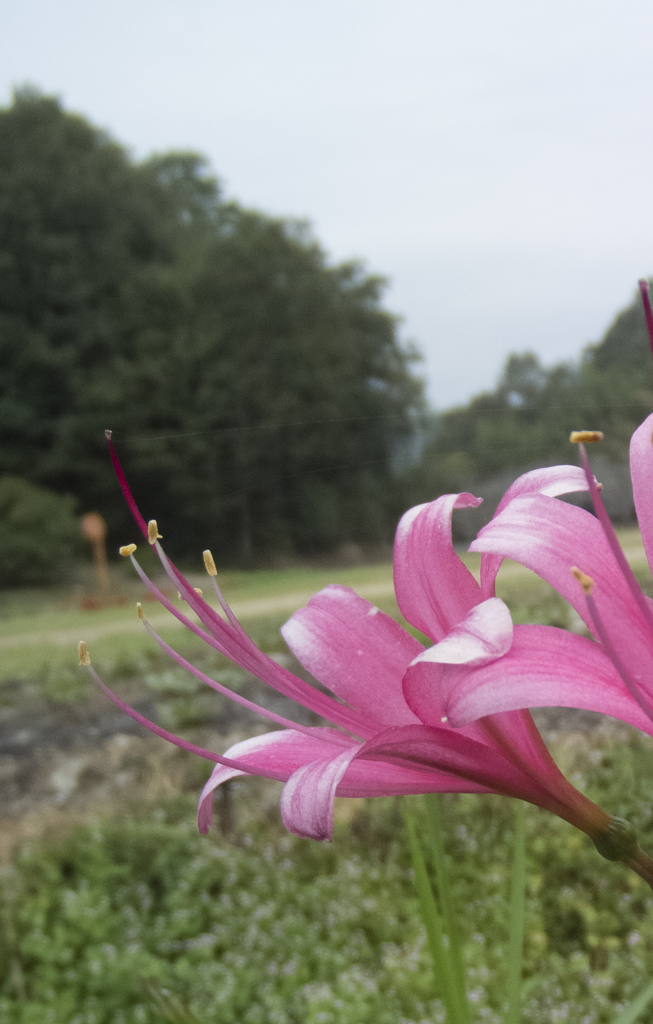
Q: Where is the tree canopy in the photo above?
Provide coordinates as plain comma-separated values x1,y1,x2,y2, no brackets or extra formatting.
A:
413,284,653,505
0,89,423,562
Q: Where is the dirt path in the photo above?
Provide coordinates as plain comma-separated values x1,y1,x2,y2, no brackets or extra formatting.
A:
0,580,397,650
1,536,648,653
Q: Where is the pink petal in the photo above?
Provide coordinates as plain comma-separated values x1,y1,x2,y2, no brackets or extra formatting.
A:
471,494,605,621
393,493,482,641
443,625,653,737
281,747,360,840
470,493,653,704
198,766,246,833
495,465,591,517
411,597,513,667
354,723,601,831
402,659,541,750
630,412,653,571
281,585,422,726
481,465,591,598
334,757,488,796
354,724,543,802
198,728,356,833
278,729,497,840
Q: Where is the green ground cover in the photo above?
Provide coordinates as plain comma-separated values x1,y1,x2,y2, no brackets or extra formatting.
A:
3,750,653,1024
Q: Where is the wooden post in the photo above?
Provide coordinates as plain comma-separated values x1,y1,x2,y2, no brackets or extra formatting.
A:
81,512,109,595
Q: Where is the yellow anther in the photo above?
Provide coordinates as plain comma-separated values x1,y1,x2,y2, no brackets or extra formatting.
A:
177,591,183,601
119,543,137,557
137,602,144,620
203,549,218,576
194,588,203,596
147,519,162,544
570,430,604,444
571,566,595,595
78,641,91,666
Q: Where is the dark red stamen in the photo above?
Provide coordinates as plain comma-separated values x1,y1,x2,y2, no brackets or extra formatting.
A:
638,280,653,357
105,430,148,538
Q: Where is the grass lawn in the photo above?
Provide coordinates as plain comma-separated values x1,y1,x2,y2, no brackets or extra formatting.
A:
1,524,648,689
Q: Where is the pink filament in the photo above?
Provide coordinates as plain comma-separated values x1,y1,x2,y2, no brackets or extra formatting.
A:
88,665,286,778
139,614,350,743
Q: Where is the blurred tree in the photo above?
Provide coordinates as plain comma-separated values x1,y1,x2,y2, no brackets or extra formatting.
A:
0,477,79,585
0,89,423,559
408,282,653,511
114,208,423,556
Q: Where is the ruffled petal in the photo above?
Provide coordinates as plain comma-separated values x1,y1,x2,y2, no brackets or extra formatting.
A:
443,625,653,737
393,493,482,641
480,465,591,597
198,766,246,833
281,747,360,840
630,412,653,572
281,585,422,726
411,597,513,667
198,728,355,833
279,723,512,840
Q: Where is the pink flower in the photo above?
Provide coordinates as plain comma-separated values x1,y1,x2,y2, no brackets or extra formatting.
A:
78,434,653,879
456,412,653,729
449,282,653,735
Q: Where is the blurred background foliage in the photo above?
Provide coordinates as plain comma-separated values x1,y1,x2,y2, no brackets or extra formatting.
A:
0,476,79,585
1,86,651,577
0,87,423,567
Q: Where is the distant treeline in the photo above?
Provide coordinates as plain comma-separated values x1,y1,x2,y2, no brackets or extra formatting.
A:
0,88,424,563
0,89,648,572
408,287,653,512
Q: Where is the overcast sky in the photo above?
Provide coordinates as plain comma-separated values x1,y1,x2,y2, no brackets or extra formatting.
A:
3,0,653,408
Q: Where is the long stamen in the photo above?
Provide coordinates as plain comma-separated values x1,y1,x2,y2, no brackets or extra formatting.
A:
154,540,246,642
124,550,371,736
106,432,382,737
571,569,653,723
572,437,653,635
204,548,251,636
639,279,653,356
107,436,309,684
105,431,148,538
137,609,351,743
85,664,248,768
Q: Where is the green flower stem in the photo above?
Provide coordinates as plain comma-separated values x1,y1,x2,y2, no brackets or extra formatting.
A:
403,802,467,1023
506,800,526,1024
